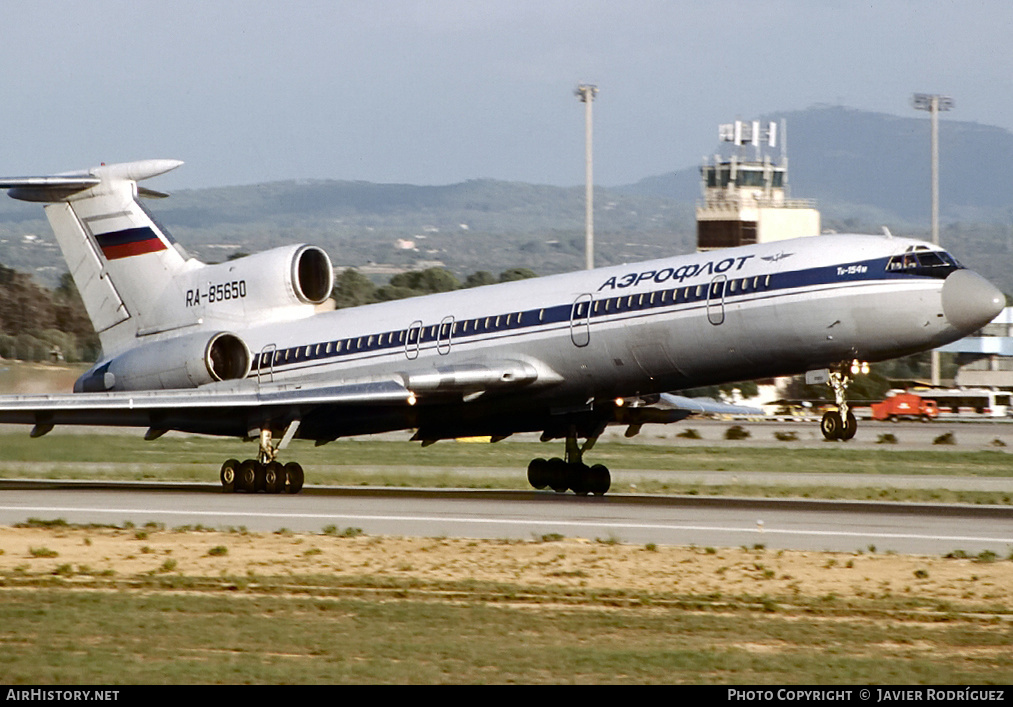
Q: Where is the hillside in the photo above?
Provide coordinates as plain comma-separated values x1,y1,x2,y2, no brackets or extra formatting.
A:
623,104,1013,222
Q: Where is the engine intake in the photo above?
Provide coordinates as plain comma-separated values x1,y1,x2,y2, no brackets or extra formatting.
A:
206,333,250,382
292,245,333,304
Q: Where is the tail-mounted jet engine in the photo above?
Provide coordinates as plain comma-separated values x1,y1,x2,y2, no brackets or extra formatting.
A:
75,331,251,392
182,244,334,314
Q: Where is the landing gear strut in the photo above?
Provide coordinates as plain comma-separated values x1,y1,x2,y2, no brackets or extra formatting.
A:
820,361,867,441
219,424,305,494
527,426,611,496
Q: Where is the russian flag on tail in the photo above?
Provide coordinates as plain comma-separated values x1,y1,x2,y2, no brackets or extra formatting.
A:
94,226,167,260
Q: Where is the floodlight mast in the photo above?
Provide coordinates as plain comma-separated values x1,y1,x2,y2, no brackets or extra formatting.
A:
912,92,954,386
576,84,598,270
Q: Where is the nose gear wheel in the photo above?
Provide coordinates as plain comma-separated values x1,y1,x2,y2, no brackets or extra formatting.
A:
820,362,863,441
820,410,857,441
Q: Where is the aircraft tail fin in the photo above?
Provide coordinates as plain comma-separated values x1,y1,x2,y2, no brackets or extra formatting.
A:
0,160,194,356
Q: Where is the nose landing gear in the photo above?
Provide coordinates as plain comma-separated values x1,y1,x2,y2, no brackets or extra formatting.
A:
820,361,868,441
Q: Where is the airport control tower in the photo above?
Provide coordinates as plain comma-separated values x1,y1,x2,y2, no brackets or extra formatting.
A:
696,120,820,251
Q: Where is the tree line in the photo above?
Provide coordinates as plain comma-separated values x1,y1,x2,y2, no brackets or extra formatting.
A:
0,267,99,363
331,266,537,308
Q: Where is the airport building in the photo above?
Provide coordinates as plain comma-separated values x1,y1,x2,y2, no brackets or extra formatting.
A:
696,120,820,251
939,307,1013,389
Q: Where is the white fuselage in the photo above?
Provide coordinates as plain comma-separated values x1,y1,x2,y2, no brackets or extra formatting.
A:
237,236,955,389
117,233,983,437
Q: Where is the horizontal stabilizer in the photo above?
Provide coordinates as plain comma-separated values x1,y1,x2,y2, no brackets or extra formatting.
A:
0,175,101,202
137,186,171,199
0,159,183,202
0,175,101,189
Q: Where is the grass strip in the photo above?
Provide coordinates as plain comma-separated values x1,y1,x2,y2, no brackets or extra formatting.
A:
1,435,1012,475
0,578,1009,684
1,435,1012,503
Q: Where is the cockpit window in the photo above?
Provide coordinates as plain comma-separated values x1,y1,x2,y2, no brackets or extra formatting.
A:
915,251,946,267
886,248,961,279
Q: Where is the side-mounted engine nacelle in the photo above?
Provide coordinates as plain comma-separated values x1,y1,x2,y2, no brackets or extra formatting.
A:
181,244,334,319
75,331,251,392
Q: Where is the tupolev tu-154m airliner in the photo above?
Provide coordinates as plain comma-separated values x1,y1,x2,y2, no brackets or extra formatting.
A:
0,159,1003,495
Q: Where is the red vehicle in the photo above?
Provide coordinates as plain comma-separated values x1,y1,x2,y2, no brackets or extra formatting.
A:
871,393,938,422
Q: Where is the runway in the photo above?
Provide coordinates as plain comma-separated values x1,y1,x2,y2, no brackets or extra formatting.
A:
1,481,1011,555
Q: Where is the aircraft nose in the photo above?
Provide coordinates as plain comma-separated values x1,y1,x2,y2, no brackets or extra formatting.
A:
942,269,1005,333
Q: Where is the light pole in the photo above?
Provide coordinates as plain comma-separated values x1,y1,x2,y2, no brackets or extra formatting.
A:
912,93,954,386
576,84,598,270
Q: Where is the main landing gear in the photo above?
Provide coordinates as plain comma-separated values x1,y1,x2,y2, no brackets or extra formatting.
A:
219,427,305,494
820,361,868,442
527,427,611,496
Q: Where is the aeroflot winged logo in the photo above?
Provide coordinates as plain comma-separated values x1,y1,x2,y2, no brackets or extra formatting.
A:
94,226,167,260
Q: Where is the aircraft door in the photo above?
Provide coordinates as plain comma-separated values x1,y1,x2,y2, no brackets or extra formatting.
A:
257,344,277,384
707,275,727,325
437,316,454,355
570,294,592,347
405,320,423,360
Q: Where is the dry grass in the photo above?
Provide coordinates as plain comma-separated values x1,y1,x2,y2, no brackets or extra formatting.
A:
2,525,1011,607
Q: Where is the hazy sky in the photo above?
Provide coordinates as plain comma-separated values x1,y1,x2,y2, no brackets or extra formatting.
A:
2,1,1010,190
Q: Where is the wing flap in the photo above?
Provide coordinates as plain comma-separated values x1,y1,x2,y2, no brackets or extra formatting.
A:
657,393,764,417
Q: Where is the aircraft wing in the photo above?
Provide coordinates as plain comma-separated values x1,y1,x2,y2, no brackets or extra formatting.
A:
0,362,759,442
0,379,413,436
0,358,541,439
